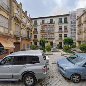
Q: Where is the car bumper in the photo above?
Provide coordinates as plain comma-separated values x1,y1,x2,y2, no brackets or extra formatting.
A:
35,72,47,80
58,67,71,79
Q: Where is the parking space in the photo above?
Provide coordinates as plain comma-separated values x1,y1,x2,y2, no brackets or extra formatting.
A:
0,52,86,86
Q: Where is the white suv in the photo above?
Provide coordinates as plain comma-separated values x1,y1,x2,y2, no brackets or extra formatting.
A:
0,50,49,86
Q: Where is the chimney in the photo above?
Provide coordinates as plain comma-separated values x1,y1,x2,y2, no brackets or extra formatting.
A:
25,11,27,16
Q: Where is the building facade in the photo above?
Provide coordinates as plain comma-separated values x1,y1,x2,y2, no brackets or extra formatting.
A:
32,14,70,48
76,11,86,46
0,0,32,58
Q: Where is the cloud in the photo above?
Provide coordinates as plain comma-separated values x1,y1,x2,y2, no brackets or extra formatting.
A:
17,0,86,17
51,0,72,15
75,0,86,9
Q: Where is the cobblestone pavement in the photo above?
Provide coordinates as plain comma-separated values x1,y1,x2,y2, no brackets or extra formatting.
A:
0,52,86,86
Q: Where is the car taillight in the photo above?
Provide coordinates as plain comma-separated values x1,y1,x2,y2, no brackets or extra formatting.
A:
42,66,47,73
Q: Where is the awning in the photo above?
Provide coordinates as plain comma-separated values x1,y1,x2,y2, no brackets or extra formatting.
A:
0,39,15,49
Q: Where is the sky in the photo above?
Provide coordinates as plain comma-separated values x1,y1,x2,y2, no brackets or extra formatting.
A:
17,0,86,18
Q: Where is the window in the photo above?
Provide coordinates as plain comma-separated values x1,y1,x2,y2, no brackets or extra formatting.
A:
0,15,8,28
64,34,67,37
64,17,68,23
1,56,13,65
59,34,62,37
64,26,68,31
34,42,37,45
34,35,37,38
34,20,37,25
42,20,45,24
34,28,37,31
50,19,53,23
59,18,62,23
59,26,62,31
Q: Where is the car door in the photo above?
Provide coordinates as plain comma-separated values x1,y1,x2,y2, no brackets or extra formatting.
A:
11,56,27,79
80,62,86,79
0,56,13,79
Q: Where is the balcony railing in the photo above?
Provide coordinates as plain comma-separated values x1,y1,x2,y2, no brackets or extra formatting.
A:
14,31,21,37
64,30,68,33
59,37,63,40
0,26,8,35
21,34,27,38
0,0,10,12
58,31,63,33
33,38,38,41
33,31,38,34
41,30,46,33
14,13,21,22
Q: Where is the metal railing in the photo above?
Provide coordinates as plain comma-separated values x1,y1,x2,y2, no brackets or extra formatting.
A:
0,0,10,11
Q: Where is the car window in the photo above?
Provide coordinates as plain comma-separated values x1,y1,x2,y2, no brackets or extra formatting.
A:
13,56,39,65
27,56,40,64
1,56,13,65
13,56,27,65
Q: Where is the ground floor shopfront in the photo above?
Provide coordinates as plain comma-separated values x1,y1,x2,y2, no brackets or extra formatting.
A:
0,35,31,59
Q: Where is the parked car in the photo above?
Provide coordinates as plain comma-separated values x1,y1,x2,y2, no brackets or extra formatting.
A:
0,50,49,86
57,53,86,83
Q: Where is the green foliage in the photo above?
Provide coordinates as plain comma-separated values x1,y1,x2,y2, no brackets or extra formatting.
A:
46,44,51,52
64,38,73,46
40,38,47,52
63,45,73,53
63,45,71,51
71,44,76,48
30,45,37,50
80,44,86,53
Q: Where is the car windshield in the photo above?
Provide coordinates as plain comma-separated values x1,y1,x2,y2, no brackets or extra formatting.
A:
67,55,77,64
67,55,85,64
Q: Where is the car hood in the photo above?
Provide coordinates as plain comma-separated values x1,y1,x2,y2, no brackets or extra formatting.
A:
57,58,74,68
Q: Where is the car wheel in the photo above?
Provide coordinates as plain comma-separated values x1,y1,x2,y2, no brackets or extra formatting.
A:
71,74,81,83
23,73,36,86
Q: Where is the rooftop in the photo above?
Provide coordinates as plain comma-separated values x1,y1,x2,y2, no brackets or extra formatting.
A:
8,50,43,56
31,14,70,20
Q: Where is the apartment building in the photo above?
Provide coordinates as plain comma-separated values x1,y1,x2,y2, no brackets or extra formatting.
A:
0,0,32,57
70,11,76,42
32,14,70,48
76,11,86,46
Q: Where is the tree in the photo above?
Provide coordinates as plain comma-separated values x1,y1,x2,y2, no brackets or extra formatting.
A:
30,45,37,50
80,44,86,53
46,44,51,52
40,38,47,52
64,38,73,46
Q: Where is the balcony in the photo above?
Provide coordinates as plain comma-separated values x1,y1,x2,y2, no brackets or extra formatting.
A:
33,31,38,34
14,13,21,22
41,21,55,25
21,34,27,38
33,38,38,41
41,30,46,33
0,26,8,35
0,0,10,12
64,30,68,33
58,30,63,33
59,37,63,40
14,31,21,37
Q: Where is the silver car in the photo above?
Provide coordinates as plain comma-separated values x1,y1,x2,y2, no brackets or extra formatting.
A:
0,50,49,86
